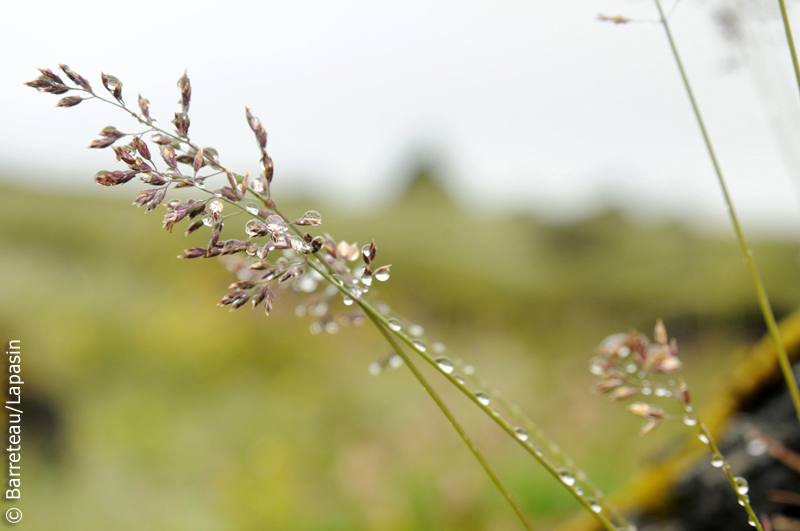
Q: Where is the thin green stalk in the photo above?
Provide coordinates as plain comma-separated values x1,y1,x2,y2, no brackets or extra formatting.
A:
366,314,535,531
778,0,800,103
681,406,765,531
307,260,619,531
654,0,800,424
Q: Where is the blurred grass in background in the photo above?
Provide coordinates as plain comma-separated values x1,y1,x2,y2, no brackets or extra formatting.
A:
2,168,799,530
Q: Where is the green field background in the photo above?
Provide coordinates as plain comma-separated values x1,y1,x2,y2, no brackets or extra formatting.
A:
1,171,799,530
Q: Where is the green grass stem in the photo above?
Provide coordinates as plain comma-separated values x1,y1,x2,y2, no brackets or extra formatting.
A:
778,0,800,103
653,0,800,425
366,313,535,531
306,259,619,531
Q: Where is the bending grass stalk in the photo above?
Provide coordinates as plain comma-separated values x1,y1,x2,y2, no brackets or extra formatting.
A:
306,260,619,531
366,314,535,531
653,0,800,425
447,355,632,529
688,415,764,530
476,381,633,530
777,0,800,103
79,86,611,530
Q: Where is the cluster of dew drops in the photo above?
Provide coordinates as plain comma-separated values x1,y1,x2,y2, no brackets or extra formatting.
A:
284,231,395,337
365,315,620,521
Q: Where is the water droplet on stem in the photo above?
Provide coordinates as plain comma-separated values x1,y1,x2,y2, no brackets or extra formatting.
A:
557,469,575,486
435,357,454,374
734,476,749,495
474,391,490,406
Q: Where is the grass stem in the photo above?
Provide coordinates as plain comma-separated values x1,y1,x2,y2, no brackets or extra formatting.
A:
653,0,800,425
777,0,800,103
306,259,619,531
366,313,536,531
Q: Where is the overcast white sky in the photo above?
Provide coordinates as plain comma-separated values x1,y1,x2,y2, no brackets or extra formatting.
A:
3,0,800,236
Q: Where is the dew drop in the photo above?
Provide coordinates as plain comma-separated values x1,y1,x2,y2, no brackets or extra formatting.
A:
266,215,286,233
589,356,606,376
195,180,206,189
325,321,339,334
368,361,382,376
202,215,214,227
618,346,631,358
435,356,454,374
734,476,749,495
295,305,307,318
408,324,424,337
641,387,652,396
654,386,671,398
748,517,756,527
343,295,354,306
738,498,746,507
432,342,446,354
625,363,637,374
310,301,328,317
698,433,709,445
587,498,602,514
746,438,767,456
682,415,697,426
297,276,317,293
245,219,262,236
361,244,372,261
710,456,724,468
533,447,543,457
574,487,583,496
251,176,266,194
388,355,403,369
514,427,529,441
245,202,259,215
474,391,490,406
208,200,223,214
454,375,465,385
302,210,321,223
387,318,402,332
375,268,391,281
309,322,323,335
290,235,310,253
361,273,373,287
412,339,426,352
557,469,576,486
490,408,500,417
463,365,475,376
